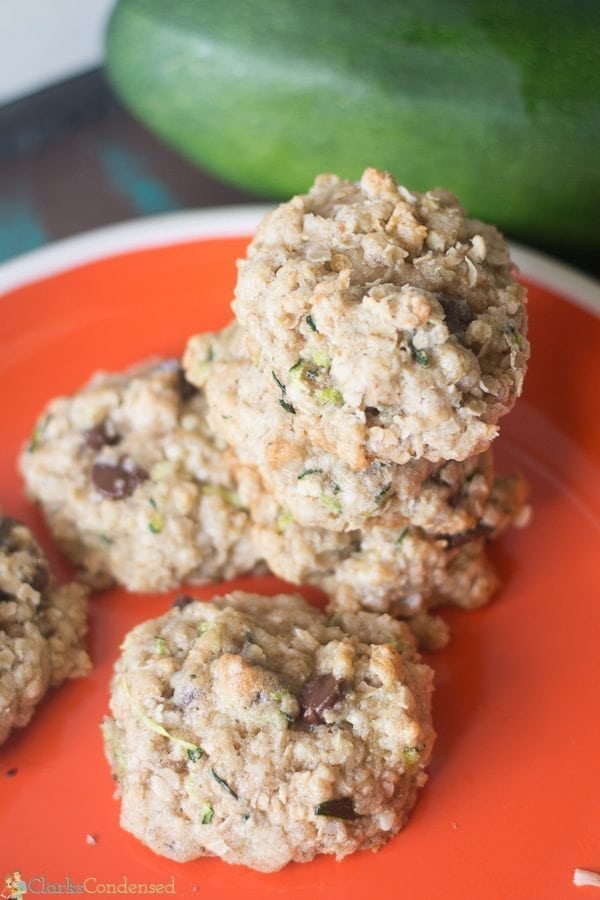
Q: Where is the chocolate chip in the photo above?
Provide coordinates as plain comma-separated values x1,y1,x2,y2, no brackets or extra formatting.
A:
0,517,19,550
28,562,49,593
442,522,493,548
446,490,461,509
177,369,199,402
300,674,345,725
437,293,474,335
91,458,147,499
0,589,14,602
172,594,195,610
314,797,357,819
156,358,198,401
84,420,121,450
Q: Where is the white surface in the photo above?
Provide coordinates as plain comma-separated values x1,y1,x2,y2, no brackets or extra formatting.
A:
0,206,598,318
0,0,116,105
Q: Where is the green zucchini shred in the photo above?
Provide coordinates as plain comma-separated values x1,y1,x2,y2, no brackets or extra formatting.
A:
148,512,164,534
187,746,204,763
297,468,323,480
28,414,52,453
374,483,392,506
202,482,246,509
211,769,238,799
321,493,342,515
276,509,295,531
122,679,203,756
272,371,285,392
154,636,168,656
402,747,421,767
411,345,430,367
395,526,409,546
315,387,344,406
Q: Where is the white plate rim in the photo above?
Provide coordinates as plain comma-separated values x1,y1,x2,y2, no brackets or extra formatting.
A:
0,204,598,316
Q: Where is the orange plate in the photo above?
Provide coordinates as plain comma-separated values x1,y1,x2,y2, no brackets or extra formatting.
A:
1,220,600,900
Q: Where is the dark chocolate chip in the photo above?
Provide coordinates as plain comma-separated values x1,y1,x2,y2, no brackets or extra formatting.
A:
314,797,357,819
177,369,199,402
300,673,345,725
441,523,493,548
0,517,19,550
28,562,50,593
156,358,198,401
437,293,474,335
0,589,15,602
445,488,462,509
84,420,121,450
172,594,195,610
91,458,148,499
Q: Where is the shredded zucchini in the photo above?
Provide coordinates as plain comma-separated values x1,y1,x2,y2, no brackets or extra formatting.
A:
315,387,344,406
122,679,203,757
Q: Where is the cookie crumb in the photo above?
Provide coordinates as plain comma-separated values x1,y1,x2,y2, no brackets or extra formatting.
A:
574,868,600,888
86,833,98,846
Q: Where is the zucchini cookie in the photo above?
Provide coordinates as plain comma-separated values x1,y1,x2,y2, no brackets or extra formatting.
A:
232,168,529,469
184,324,495,535
0,514,90,745
235,467,530,649
20,360,258,592
102,591,434,872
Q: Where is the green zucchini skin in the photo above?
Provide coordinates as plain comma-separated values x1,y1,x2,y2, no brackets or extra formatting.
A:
106,0,600,252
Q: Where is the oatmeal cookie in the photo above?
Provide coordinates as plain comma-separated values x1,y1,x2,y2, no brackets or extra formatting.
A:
20,360,258,592
184,324,495,535
235,466,530,649
102,591,434,871
232,168,529,469
0,515,90,745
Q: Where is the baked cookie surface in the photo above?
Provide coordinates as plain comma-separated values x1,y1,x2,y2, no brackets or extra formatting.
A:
0,515,90,745
103,591,434,872
185,324,495,535
232,168,529,469
20,360,258,592
235,466,530,649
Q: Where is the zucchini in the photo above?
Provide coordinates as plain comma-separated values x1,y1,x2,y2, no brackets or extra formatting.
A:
106,0,600,252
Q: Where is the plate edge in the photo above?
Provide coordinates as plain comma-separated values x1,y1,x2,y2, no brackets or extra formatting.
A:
0,207,598,317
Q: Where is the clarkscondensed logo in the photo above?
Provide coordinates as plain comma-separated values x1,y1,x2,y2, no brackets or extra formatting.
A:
2,873,176,895
2,873,27,900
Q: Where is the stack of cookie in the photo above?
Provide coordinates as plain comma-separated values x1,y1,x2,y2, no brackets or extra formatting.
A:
21,169,529,648
183,168,530,647
15,168,532,871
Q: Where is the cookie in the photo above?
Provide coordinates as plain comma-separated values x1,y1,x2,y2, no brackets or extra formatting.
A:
102,591,434,871
184,324,495,535
235,466,530,649
0,515,90,745
20,360,259,592
232,168,529,469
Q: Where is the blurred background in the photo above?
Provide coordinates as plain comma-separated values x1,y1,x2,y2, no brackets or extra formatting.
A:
0,0,255,265
1,0,598,273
